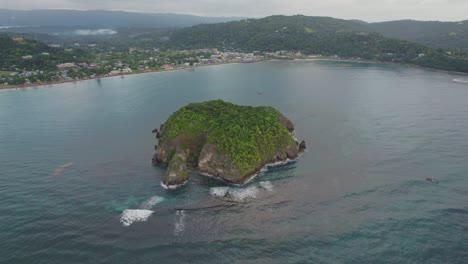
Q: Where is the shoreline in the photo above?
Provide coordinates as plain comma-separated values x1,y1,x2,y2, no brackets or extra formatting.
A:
198,152,303,188
197,159,294,188
0,61,243,90
2,58,467,90
295,58,468,76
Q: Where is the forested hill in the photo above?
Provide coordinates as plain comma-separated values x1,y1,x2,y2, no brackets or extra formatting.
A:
158,15,468,73
0,34,89,71
161,15,368,51
370,20,468,52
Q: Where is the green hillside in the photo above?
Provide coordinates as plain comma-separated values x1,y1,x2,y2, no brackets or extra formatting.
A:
370,20,468,53
0,34,89,71
156,15,468,73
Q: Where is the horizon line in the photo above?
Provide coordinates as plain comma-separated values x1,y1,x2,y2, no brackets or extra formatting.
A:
0,8,466,23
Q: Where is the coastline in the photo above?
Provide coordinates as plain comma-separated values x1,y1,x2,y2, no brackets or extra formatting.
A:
0,61,244,91
296,58,468,76
198,155,300,188
2,58,467,90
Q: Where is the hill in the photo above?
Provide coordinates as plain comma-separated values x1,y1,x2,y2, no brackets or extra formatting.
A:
155,15,468,73
2,10,467,53
0,34,89,71
370,20,468,52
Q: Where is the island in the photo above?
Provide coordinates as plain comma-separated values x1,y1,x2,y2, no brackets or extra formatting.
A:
152,100,306,187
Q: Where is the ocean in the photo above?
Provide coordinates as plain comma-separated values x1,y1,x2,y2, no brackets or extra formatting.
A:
1,60,467,263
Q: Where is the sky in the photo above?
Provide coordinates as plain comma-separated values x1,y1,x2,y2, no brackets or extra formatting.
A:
1,0,467,22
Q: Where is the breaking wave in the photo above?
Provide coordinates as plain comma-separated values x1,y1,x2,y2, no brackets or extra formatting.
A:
210,187,230,197
210,181,274,202
228,186,259,201
259,181,274,191
453,78,468,83
140,196,164,210
245,157,299,184
120,209,154,227
160,180,188,190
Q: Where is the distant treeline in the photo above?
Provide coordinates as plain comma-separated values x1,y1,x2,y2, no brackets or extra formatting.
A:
154,16,468,73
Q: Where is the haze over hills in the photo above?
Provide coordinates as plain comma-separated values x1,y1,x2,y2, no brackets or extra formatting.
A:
0,9,244,29
1,9,467,52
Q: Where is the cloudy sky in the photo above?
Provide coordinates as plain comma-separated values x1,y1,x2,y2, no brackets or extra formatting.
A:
1,0,466,22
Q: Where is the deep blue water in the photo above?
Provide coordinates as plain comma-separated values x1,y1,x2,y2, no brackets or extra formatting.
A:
1,60,467,263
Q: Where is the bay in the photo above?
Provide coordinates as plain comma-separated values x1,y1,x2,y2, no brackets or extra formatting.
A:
1,60,467,263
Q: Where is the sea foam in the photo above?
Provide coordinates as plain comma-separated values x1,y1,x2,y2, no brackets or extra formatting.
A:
160,181,188,190
120,209,154,227
174,210,186,236
210,183,274,202
454,78,468,83
140,196,165,210
228,186,259,201
209,187,230,198
259,181,274,191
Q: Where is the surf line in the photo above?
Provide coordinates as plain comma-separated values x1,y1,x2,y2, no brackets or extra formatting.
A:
52,162,74,176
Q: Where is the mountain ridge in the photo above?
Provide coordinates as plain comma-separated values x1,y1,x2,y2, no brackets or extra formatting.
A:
151,15,468,73
0,9,245,28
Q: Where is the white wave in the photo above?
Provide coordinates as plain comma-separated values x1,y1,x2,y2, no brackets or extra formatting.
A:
174,210,186,236
210,181,275,201
259,181,274,192
160,180,188,190
453,78,468,83
140,196,164,210
228,186,259,201
266,158,297,168
209,187,230,198
201,154,299,186
120,209,154,227
244,157,299,185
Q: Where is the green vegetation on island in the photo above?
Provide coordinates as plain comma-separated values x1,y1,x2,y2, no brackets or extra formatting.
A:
153,100,305,186
162,100,294,172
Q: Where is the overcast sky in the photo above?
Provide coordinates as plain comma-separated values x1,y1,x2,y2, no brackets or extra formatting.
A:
1,0,467,22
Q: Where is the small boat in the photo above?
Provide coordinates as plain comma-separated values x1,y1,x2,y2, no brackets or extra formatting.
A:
426,177,439,184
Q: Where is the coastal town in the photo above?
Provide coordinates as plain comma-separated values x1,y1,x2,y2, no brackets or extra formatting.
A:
0,41,312,88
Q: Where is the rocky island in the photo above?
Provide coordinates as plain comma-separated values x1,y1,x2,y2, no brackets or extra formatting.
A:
152,100,306,188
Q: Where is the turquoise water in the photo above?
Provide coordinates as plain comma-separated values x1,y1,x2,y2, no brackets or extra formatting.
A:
1,61,467,263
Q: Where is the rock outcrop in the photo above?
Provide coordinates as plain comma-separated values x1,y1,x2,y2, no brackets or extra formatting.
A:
152,100,305,187
163,151,188,186
299,140,306,152
198,143,243,183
